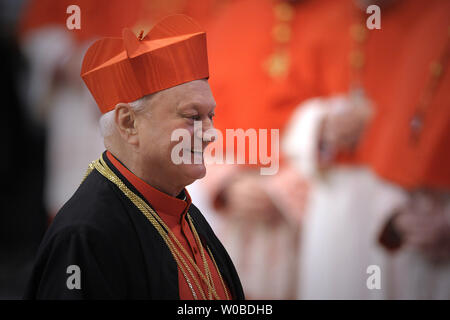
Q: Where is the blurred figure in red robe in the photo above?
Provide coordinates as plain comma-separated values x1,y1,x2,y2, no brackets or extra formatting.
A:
283,0,450,299
198,0,337,299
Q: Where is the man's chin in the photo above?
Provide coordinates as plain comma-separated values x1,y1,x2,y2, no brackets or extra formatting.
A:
182,163,207,182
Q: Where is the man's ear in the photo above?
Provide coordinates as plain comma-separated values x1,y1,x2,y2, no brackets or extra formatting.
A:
114,103,139,146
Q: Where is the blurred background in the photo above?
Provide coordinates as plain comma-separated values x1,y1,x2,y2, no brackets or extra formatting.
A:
0,0,449,299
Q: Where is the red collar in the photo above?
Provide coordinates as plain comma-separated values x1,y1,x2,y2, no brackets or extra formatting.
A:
106,151,192,227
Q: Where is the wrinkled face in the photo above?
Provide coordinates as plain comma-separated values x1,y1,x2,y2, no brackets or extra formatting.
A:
135,79,216,187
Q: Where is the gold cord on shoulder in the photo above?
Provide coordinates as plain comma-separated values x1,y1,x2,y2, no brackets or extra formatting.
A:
84,157,230,300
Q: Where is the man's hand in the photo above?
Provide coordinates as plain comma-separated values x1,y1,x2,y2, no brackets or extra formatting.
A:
392,191,450,263
318,94,373,166
222,173,281,223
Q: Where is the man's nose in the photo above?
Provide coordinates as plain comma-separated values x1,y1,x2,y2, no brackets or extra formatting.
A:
202,129,216,143
194,120,215,142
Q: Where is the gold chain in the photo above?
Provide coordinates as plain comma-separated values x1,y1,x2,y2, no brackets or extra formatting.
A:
89,160,205,299
85,157,230,299
188,213,231,301
185,214,215,299
207,246,230,300
94,158,211,299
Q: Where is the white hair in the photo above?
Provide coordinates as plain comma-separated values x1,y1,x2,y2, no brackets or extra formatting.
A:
99,95,151,138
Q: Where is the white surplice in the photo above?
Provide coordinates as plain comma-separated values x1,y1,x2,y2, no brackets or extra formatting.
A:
282,96,449,299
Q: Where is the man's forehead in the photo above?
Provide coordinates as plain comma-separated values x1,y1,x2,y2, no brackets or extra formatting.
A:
147,79,215,113
171,80,215,109
174,79,211,97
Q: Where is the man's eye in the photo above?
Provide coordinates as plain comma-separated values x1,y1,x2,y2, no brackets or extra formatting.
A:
187,115,200,121
208,114,215,120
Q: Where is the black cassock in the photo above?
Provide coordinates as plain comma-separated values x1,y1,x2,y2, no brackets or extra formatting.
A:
24,152,244,299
